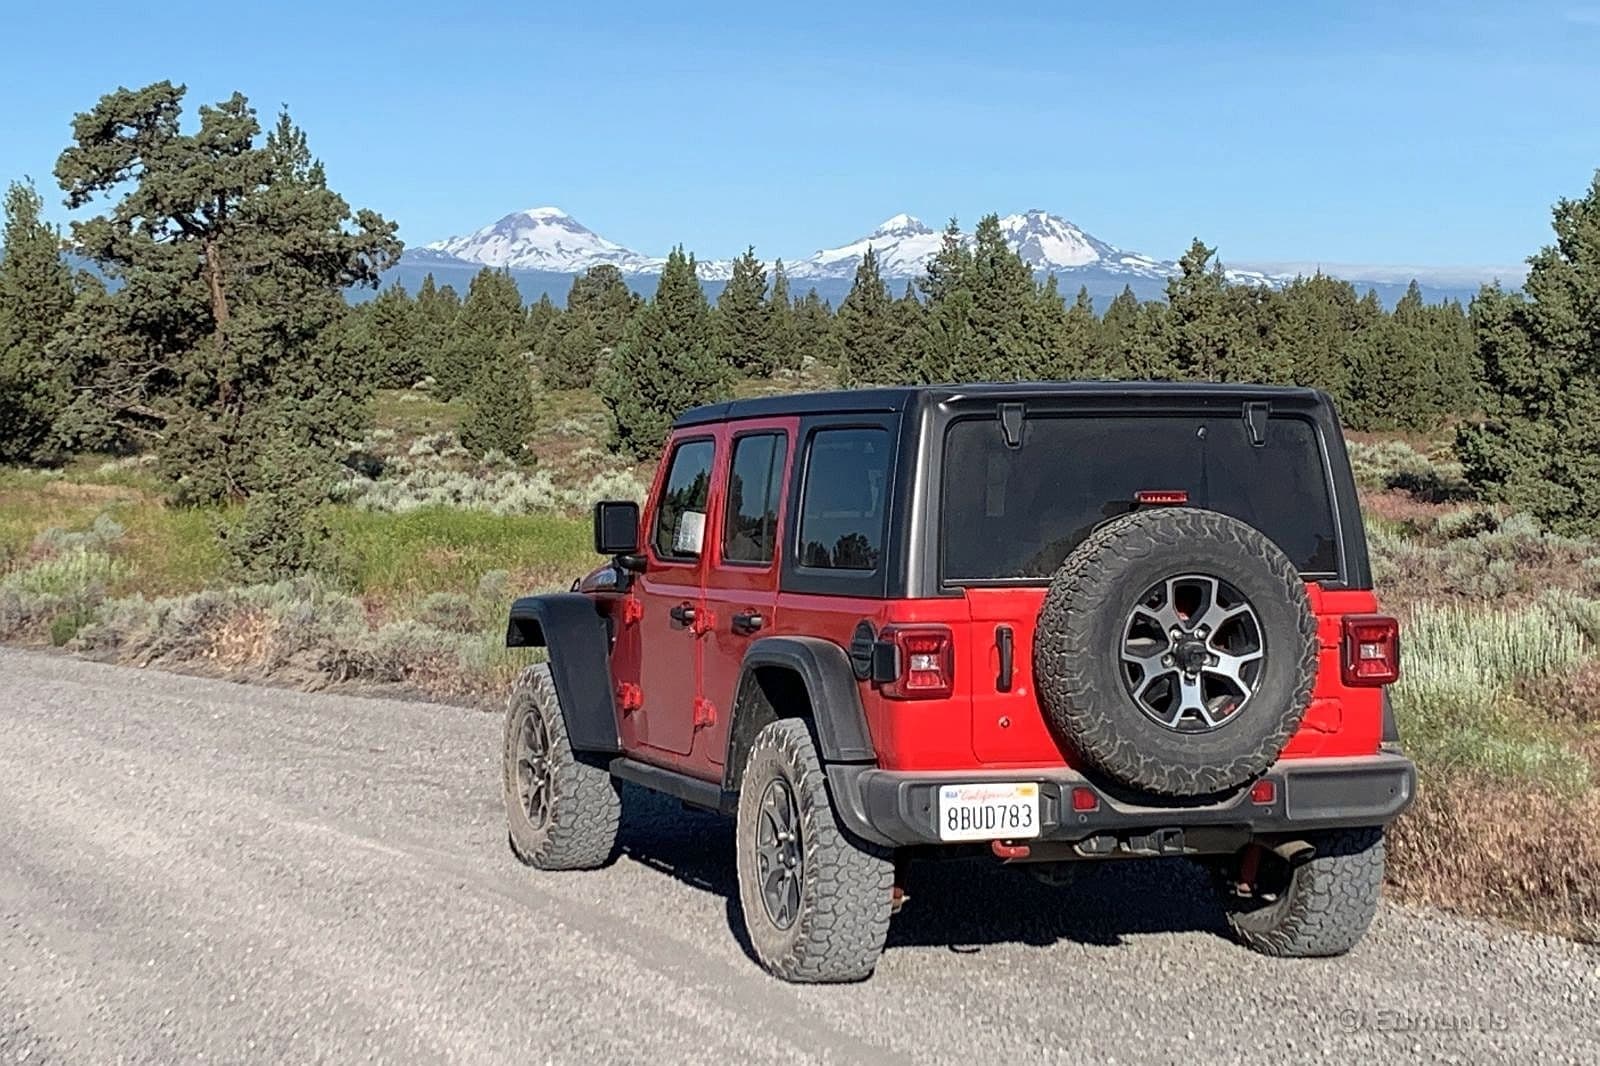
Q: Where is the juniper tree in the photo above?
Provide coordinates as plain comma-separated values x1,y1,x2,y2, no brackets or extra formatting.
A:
413,273,461,383
435,267,523,398
544,265,635,388
1458,171,1600,533
1166,239,1236,381
461,344,537,460
53,84,400,500
0,180,75,461
1271,273,1360,408
362,283,422,388
598,247,725,457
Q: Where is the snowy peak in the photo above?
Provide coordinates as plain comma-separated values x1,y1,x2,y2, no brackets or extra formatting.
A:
412,205,1257,286
997,210,1114,270
869,213,935,239
424,207,655,273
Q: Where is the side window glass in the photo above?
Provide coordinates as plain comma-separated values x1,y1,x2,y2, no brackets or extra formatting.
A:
652,439,716,561
722,433,788,565
797,428,890,572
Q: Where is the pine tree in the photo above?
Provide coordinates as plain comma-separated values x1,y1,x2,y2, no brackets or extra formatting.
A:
1458,172,1600,533
913,220,975,383
598,247,725,457
886,282,925,383
835,247,898,386
53,85,400,500
1026,275,1071,378
1095,286,1142,377
435,267,523,398
712,247,772,376
1061,285,1101,378
0,180,75,461
793,288,835,371
765,260,800,374
967,214,1040,379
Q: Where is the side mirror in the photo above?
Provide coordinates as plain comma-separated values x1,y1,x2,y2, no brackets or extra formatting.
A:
593,500,641,556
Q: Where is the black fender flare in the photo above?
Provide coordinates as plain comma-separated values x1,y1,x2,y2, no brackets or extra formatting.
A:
723,637,875,788
505,593,620,754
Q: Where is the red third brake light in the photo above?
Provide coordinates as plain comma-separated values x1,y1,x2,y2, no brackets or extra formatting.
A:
1342,614,1400,686
1135,489,1189,505
880,625,955,699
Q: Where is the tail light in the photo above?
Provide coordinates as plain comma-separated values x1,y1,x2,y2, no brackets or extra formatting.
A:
878,625,955,699
1342,615,1400,686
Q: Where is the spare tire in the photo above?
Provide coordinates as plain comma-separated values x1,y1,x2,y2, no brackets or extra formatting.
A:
1033,507,1318,798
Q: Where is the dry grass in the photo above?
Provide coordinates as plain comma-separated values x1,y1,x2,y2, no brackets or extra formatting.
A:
1389,773,1600,943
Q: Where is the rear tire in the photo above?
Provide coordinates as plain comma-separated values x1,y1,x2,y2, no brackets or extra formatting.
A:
1219,827,1385,957
735,720,893,982
502,663,621,870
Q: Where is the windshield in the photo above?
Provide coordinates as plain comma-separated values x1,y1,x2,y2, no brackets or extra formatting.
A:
940,414,1340,583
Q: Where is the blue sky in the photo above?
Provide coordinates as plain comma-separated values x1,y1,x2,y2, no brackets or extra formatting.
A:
3,1,1597,269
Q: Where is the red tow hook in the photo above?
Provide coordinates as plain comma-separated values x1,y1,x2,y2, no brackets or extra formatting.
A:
991,840,1031,860
1236,842,1264,895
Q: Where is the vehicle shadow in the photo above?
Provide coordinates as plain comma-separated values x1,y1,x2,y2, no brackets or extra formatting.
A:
614,785,1229,962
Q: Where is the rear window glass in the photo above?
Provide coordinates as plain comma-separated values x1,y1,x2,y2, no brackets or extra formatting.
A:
797,428,890,571
941,415,1339,582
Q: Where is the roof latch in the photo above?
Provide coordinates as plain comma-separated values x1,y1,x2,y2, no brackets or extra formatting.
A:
999,403,1025,449
1243,401,1270,447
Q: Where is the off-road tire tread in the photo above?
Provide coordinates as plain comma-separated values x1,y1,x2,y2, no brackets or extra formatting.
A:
1224,827,1385,957
736,720,893,983
1034,507,1319,797
503,663,621,870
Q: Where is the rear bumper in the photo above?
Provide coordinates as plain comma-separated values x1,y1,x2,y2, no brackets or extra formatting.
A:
825,753,1417,851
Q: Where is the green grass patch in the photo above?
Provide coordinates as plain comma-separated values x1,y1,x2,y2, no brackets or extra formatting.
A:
370,389,464,441
1394,595,1597,794
327,506,597,598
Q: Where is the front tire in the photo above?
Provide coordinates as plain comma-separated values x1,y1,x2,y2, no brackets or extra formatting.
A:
735,720,893,982
1219,827,1385,957
502,663,621,870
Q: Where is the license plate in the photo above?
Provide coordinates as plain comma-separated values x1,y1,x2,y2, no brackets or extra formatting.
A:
937,782,1040,842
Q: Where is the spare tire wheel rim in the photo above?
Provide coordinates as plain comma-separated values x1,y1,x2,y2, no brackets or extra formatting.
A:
1120,573,1265,733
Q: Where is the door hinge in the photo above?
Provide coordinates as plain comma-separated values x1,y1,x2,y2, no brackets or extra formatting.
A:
616,682,643,714
690,607,717,637
621,595,643,625
693,698,717,729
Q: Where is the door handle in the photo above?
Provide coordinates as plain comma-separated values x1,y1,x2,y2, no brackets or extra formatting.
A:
669,602,696,626
996,625,1014,691
732,610,766,634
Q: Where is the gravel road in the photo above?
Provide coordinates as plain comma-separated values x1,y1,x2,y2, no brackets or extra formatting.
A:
1,647,1595,1065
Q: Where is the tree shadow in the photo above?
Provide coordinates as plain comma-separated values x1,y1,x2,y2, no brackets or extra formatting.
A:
613,785,1229,964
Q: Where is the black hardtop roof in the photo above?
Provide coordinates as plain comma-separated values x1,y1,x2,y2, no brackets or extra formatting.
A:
673,380,1330,428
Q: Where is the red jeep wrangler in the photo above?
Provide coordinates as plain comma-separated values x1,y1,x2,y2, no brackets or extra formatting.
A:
502,383,1414,982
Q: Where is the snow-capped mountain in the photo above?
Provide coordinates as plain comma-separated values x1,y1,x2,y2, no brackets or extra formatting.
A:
784,214,947,281
416,206,1199,283
411,206,1307,294
422,207,661,275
